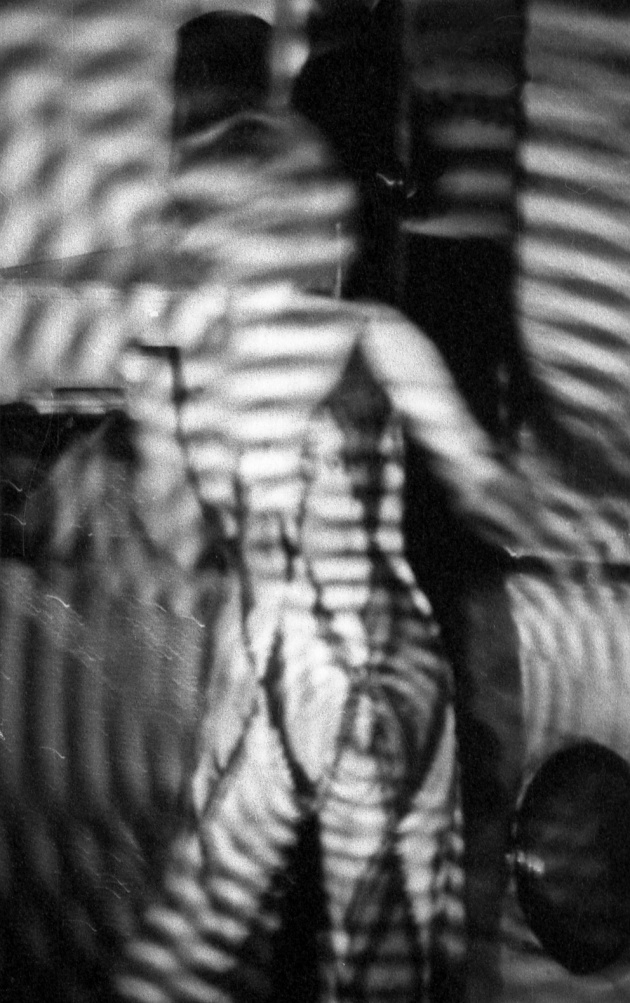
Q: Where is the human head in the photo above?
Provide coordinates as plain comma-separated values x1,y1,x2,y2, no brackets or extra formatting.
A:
170,107,357,293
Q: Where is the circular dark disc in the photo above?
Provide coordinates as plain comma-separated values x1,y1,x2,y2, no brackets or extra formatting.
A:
512,741,630,974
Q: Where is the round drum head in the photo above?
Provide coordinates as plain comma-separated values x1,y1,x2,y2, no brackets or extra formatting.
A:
512,741,630,974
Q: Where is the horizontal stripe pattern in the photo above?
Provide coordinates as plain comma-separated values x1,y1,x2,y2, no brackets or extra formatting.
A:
515,0,630,559
400,0,522,240
0,3,171,267
17,3,630,1000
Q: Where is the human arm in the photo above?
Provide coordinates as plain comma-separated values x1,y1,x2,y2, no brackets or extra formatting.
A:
359,301,539,551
